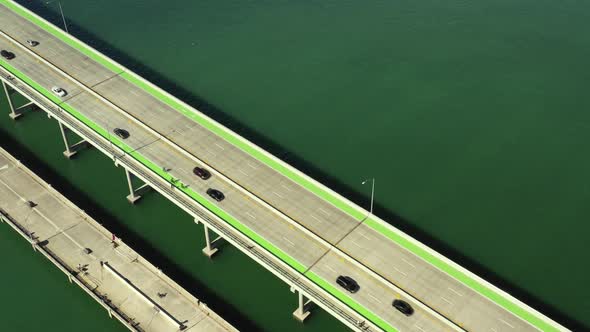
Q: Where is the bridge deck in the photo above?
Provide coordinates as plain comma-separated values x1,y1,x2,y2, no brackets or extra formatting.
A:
0,147,238,332
0,1,566,331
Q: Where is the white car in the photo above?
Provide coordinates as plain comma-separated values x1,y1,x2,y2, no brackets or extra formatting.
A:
51,86,67,97
26,40,39,47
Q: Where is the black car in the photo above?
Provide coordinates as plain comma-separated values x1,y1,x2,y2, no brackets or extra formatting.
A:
207,188,225,202
1,50,15,60
113,128,130,139
193,166,211,180
336,275,360,293
392,299,414,316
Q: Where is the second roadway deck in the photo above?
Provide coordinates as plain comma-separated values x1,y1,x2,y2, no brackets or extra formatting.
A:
0,146,238,332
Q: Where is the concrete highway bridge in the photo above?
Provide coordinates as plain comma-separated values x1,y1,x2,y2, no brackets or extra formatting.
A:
0,1,568,331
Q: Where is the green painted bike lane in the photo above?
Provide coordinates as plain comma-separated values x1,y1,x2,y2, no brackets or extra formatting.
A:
0,1,561,330
0,59,402,332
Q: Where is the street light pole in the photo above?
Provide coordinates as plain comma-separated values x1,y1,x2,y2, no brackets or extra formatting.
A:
46,1,69,33
57,1,69,33
361,178,375,220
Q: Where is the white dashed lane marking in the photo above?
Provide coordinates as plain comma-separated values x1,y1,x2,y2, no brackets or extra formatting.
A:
393,267,407,277
499,319,515,329
282,237,295,246
402,258,416,269
440,296,453,305
448,287,463,297
367,293,383,304
310,214,323,223
281,183,293,192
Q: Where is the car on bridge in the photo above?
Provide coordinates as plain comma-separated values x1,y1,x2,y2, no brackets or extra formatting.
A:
207,188,225,202
336,275,360,293
26,40,39,47
193,166,211,180
51,86,67,97
392,299,414,316
1,50,15,60
113,128,130,139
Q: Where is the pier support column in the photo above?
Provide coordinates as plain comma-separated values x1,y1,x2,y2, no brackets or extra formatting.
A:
293,290,311,322
58,122,86,158
125,168,150,204
2,79,21,120
202,224,219,258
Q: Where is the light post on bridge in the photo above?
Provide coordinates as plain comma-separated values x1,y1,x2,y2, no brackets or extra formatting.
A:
361,178,375,221
45,0,69,33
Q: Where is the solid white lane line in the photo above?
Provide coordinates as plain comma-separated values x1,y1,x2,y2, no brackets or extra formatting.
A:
310,214,323,223
440,296,453,305
282,237,295,246
393,267,407,277
246,212,256,220
367,293,383,304
318,208,330,216
402,258,416,269
214,143,225,150
447,287,464,297
499,319,515,329
273,191,284,199
0,164,8,171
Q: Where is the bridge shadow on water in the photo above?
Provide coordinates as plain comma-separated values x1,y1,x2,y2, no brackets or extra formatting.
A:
0,130,261,332
13,2,587,330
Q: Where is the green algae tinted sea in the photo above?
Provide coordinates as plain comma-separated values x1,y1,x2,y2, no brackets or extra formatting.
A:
1,0,589,330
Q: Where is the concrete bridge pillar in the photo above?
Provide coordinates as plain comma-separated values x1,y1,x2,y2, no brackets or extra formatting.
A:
293,289,311,322
2,79,21,120
202,223,220,258
58,121,87,158
125,168,150,204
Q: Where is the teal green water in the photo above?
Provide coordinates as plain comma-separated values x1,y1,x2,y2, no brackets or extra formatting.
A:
1,0,589,330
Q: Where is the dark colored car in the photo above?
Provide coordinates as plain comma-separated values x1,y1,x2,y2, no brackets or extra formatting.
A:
336,276,360,293
1,50,15,60
207,188,225,202
392,299,414,316
113,128,130,139
193,166,211,180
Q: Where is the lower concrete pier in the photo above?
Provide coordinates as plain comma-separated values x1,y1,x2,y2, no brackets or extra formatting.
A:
0,146,238,332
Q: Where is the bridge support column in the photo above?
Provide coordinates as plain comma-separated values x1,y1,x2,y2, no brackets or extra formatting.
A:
2,79,22,120
292,289,311,322
202,224,220,258
125,168,150,204
59,122,86,158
